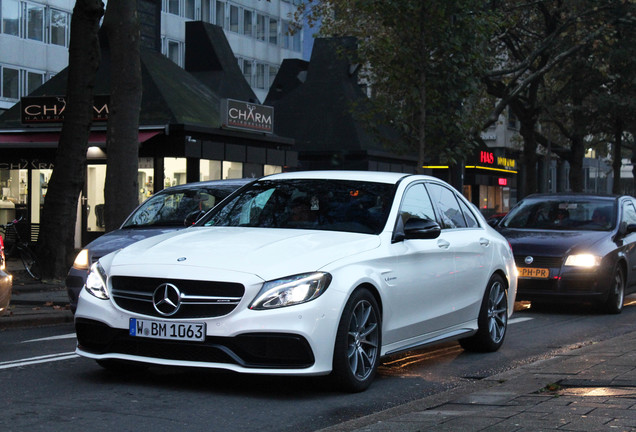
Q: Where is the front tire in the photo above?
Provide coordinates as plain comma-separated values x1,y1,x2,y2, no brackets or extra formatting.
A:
602,264,624,314
20,247,41,280
332,288,381,393
460,274,508,352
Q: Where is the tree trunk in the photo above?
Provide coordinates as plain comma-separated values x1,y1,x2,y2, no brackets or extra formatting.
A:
568,134,585,192
37,0,104,280
103,0,143,232
519,121,538,198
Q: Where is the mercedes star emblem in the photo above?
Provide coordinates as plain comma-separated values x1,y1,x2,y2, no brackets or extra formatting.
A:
152,283,182,316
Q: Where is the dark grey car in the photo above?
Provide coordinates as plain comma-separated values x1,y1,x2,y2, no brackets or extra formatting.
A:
65,178,253,312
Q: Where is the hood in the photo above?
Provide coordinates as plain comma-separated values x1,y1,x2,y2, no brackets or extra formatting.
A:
110,227,381,281
498,228,610,257
86,227,185,260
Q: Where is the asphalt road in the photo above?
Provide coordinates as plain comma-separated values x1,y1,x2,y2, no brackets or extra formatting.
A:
2,297,636,432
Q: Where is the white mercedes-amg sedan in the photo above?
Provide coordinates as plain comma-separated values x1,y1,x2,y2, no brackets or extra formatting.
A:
75,171,517,392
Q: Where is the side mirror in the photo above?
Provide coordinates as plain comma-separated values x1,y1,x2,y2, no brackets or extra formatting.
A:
625,223,636,235
403,218,441,240
184,210,206,227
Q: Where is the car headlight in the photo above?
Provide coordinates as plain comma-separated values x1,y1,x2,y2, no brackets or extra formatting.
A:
564,254,601,267
73,249,90,271
250,272,332,310
84,262,109,299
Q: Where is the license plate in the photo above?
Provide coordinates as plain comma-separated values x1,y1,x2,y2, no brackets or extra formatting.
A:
518,267,549,279
129,318,206,342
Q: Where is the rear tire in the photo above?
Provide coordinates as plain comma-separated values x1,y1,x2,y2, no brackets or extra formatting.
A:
602,264,624,314
331,288,381,393
460,274,508,352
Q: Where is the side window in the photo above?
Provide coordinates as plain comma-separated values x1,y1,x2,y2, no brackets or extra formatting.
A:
458,198,480,228
399,184,436,223
425,183,467,229
622,201,636,226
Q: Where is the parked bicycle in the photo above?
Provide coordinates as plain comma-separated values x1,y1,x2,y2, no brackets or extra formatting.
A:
0,217,41,280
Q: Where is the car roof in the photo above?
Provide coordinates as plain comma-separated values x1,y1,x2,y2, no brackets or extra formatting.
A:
522,193,622,202
155,178,255,194
261,170,432,184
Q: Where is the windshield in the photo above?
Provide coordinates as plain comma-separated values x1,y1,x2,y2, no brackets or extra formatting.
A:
201,179,396,234
501,197,616,231
122,188,225,228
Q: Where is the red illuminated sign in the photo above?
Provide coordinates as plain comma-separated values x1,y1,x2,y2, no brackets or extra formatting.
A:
498,178,508,186
480,151,494,164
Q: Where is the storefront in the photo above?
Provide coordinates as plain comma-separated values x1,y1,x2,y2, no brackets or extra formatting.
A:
0,27,297,248
424,148,518,218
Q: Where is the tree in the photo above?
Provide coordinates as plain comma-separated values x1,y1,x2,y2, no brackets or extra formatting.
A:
296,0,495,183
37,0,104,280
102,0,143,231
483,0,632,197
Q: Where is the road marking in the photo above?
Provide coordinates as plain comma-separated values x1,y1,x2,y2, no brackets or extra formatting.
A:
509,317,533,324
0,352,79,370
22,333,77,343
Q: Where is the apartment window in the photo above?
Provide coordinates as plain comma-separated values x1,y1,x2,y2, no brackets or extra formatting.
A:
292,29,301,52
269,65,278,88
26,2,44,41
26,70,43,95
166,39,182,66
256,14,265,41
50,9,68,47
215,1,225,27
185,0,195,19
281,20,291,49
229,5,238,33
242,59,252,86
243,10,252,36
1,67,19,100
255,63,265,89
201,0,212,22
168,0,179,15
268,17,277,45
2,0,19,36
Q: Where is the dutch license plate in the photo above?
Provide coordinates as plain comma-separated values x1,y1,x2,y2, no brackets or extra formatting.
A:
518,267,549,279
129,318,206,342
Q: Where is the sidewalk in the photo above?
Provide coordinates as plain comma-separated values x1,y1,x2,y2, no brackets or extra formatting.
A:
318,333,636,432
0,257,73,329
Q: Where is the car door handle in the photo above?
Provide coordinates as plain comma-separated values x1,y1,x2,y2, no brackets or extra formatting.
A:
479,238,490,247
437,239,450,249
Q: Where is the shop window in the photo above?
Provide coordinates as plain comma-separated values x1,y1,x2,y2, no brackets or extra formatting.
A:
256,14,265,41
86,165,106,232
215,0,225,27
222,161,243,179
264,165,281,176
269,18,277,45
229,5,239,33
243,9,252,36
165,39,182,66
2,0,19,36
164,158,187,187
26,2,44,41
49,9,68,47
200,160,222,181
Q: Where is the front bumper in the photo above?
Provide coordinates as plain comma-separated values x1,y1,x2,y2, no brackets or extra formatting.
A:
516,262,611,303
74,284,343,376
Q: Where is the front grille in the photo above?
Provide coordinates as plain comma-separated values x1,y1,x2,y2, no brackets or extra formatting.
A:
76,318,315,369
514,255,563,268
110,276,244,319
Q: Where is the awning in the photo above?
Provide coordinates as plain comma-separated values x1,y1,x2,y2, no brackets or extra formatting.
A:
0,130,162,147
